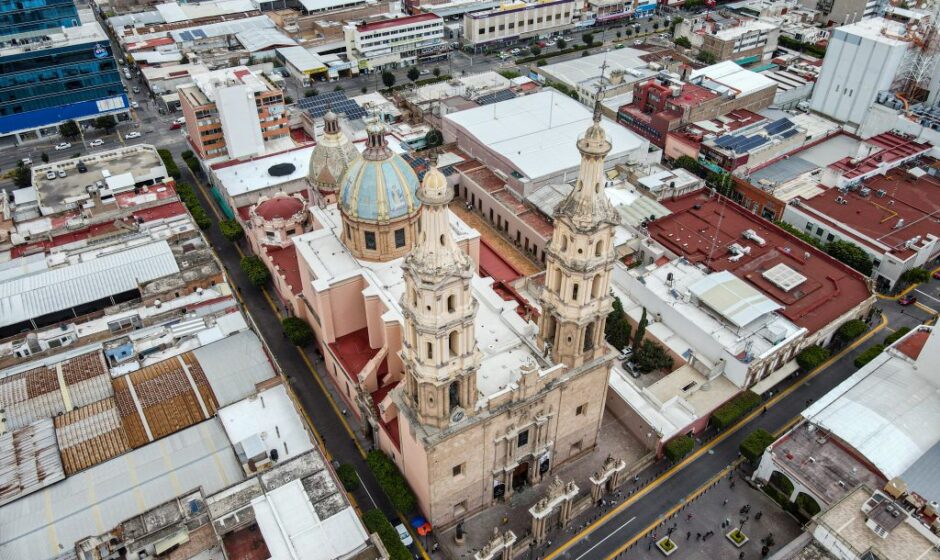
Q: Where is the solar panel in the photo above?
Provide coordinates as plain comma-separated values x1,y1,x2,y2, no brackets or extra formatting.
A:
764,117,794,136
715,135,740,148
780,129,800,139
476,89,516,105
193,29,207,39
179,31,193,41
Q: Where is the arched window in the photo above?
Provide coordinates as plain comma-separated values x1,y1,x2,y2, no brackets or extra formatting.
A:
591,275,602,298
449,331,459,357
447,294,456,313
583,322,595,352
449,382,460,412
560,235,568,252
571,283,580,302
440,234,446,246
595,240,603,257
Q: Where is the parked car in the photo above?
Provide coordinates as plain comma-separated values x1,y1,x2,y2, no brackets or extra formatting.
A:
21,157,32,166
633,39,643,46
545,40,556,47
130,101,139,108
45,170,57,180
89,138,104,147
77,161,87,173
57,169,67,178
169,122,182,130
132,86,140,94
394,523,414,547
933,270,940,280
510,47,521,55
174,117,186,125
615,43,625,49
898,295,917,306
420,69,431,76
618,347,633,360
55,142,71,150
124,131,141,139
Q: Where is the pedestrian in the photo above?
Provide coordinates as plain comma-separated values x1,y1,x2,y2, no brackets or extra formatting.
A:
739,552,745,560
761,406,767,415
730,481,735,489
686,531,691,541
634,474,640,483
723,499,728,506
696,533,701,541
755,511,763,520
687,513,694,521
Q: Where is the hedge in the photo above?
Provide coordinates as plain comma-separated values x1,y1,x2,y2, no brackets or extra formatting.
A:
337,464,360,492
366,451,417,514
362,509,411,560
174,183,211,230
240,255,270,287
157,149,181,181
219,219,244,242
883,327,911,347
834,319,868,345
740,429,775,464
663,435,694,462
854,345,884,369
711,391,761,430
282,317,314,347
796,345,830,372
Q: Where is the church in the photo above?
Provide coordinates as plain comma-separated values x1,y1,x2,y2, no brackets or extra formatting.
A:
250,104,620,527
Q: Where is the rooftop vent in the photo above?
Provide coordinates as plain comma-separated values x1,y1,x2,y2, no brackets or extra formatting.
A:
268,163,296,177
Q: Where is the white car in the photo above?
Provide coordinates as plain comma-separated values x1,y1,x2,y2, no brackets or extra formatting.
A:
124,131,142,139
55,142,71,150
89,139,104,147
57,169,67,178
174,117,186,125
45,170,56,180
510,48,521,55
21,157,32,166
131,101,139,108
394,524,413,548
545,40,556,47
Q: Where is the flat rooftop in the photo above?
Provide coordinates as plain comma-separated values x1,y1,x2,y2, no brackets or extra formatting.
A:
443,90,646,183
213,146,314,197
648,191,871,333
0,18,107,57
540,47,654,88
29,144,167,216
690,60,777,98
828,132,930,181
797,172,940,259
183,66,271,106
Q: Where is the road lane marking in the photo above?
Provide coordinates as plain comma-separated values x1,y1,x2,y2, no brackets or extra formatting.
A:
546,313,889,560
575,516,635,560
914,289,940,305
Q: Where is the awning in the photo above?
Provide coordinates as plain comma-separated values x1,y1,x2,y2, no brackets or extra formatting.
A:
153,529,189,555
751,360,799,396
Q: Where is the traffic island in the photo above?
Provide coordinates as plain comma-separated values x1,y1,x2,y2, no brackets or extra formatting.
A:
655,536,678,556
726,529,749,548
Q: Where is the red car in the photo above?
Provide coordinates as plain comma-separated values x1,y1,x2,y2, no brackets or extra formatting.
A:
933,270,940,280
169,122,182,130
898,295,917,306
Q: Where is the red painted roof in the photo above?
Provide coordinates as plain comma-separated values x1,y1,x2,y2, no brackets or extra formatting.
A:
479,238,522,284
797,172,940,260
265,244,302,295
648,192,871,334
828,132,930,180
255,196,304,221
896,328,929,360
328,328,380,381
356,13,439,33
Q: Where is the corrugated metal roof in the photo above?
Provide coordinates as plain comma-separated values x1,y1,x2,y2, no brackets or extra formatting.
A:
193,330,276,407
0,419,65,508
236,27,296,52
0,241,179,328
0,418,243,560
689,271,781,328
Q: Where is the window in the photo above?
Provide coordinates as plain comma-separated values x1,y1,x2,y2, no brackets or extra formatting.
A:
365,231,377,250
453,464,464,476
394,228,406,248
583,322,595,352
826,233,834,242
572,283,579,301
426,342,433,360
447,294,456,313
517,430,529,447
595,240,603,257
815,227,823,236
805,222,813,230
449,330,459,356
591,275,602,298
576,403,586,416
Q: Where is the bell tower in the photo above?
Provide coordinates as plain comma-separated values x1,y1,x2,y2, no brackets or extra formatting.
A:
400,164,480,429
538,98,621,369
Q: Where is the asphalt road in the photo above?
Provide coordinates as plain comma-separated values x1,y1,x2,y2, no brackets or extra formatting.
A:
545,296,934,560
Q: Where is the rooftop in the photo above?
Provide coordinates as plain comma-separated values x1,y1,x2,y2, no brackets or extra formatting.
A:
443,90,647,183
826,132,930,181
539,47,655,90
355,13,440,33
796,171,940,259
155,0,257,24
0,18,107,57
277,46,327,73
186,65,273,105
689,61,778,98
213,146,314,197
219,384,314,466
833,17,910,46
803,326,940,502
648,191,872,333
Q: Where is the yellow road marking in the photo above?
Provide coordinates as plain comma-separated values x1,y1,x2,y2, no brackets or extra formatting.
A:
877,264,940,300
547,314,889,560
914,301,938,316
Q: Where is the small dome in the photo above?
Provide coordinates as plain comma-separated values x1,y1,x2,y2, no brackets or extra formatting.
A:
417,165,450,205
255,195,305,221
309,112,359,193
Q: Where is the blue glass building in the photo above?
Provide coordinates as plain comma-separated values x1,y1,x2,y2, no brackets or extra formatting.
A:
0,0,127,140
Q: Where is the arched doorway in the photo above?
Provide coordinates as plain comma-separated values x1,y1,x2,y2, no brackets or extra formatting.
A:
512,461,529,491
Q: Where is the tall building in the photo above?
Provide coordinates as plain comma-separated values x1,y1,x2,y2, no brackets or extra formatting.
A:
343,13,448,72
809,18,909,128
0,3,128,143
178,66,288,161
801,0,884,26
462,0,575,48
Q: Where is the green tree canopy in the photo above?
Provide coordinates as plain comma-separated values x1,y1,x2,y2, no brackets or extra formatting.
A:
825,240,873,276
407,66,420,83
582,32,594,46
58,120,80,139
93,115,117,131
381,71,396,89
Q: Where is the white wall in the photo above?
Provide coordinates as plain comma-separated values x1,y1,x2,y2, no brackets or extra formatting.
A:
217,84,265,160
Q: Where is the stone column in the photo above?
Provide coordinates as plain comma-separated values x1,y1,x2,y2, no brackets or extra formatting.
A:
503,468,513,500
590,470,604,504
530,499,550,544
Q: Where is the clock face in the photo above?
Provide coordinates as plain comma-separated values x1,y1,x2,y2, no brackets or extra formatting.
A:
451,408,465,423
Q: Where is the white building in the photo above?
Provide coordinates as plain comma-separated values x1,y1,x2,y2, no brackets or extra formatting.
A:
462,0,576,48
344,13,447,71
809,18,909,128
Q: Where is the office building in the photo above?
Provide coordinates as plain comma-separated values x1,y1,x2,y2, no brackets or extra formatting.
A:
343,13,447,72
178,66,288,160
809,18,909,128
0,6,128,143
463,0,575,48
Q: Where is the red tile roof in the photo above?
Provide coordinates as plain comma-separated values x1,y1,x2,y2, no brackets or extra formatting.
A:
648,192,871,333
255,196,304,221
895,328,930,360
828,132,930,180
797,173,940,259
328,328,379,381
356,13,439,33
265,244,302,296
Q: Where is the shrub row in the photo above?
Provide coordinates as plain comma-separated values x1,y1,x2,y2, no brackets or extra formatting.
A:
362,509,411,560
240,255,270,287
834,319,868,346
157,148,181,181
282,317,313,346
366,451,417,514
796,345,830,372
854,345,884,369
883,327,911,347
711,390,761,430
175,182,211,230
337,464,360,492
739,429,775,464
663,435,694,462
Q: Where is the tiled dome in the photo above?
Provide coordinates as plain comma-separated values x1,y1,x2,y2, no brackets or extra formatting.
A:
255,195,304,221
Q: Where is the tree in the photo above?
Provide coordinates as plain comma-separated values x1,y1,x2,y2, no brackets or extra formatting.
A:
632,307,647,353
366,450,417,513
337,464,360,492
633,339,674,373
605,296,632,351
557,38,567,49
282,317,314,346
333,84,343,91
664,435,694,462
93,115,117,132
625,28,633,37
58,119,80,139
652,21,660,30
740,429,775,464
530,45,541,56
305,88,319,98
696,51,717,64
796,345,830,372
407,66,420,83
854,345,884,368
711,391,761,430
616,31,622,39
581,50,590,57
883,326,911,346
498,70,521,79
900,267,930,284
537,58,548,66
775,220,824,249
240,255,270,287
825,240,873,276
40,152,49,163
362,510,411,560
674,36,691,48
361,86,368,94
432,67,441,77
12,164,30,188
219,219,244,242
180,53,190,64
582,32,594,47
381,70,396,89
834,319,868,346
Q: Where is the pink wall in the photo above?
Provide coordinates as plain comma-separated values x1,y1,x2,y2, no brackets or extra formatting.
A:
327,277,368,340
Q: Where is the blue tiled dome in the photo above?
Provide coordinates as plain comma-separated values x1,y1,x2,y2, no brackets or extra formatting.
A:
339,121,421,223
